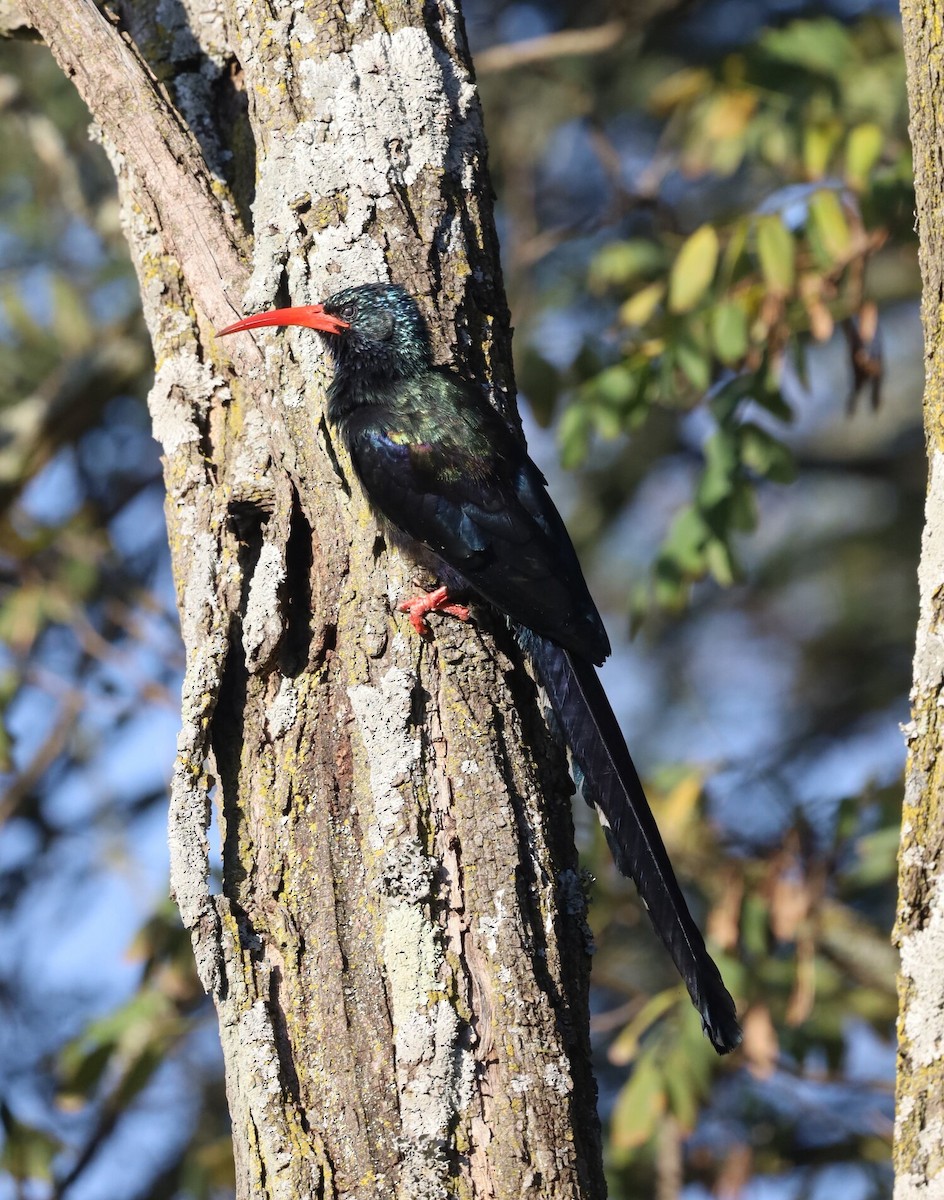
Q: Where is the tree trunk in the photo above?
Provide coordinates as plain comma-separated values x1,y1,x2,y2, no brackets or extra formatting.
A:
20,1,605,1196
897,3,944,1196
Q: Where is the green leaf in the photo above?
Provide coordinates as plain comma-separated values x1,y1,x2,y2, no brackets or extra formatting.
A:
803,121,842,178
609,989,679,1065
708,372,757,423
760,122,792,168
60,990,168,1078
115,1043,165,1108
663,1024,710,1131
591,363,635,408
675,337,711,391
649,66,713,114
705,535,738,586
669,225,719,313
558,404,591,469
610,1051,667,1151
740,422,797,482
728,479,759,532
661,505,709,575
0,1108,63,1182
619,280,665,327
590,239,666,290
665,1064,699,1132
0,282,43,339
652,557,690,611
845,123,884,189
0,586,53,653
698,430,739,508
751,376,794,422
711,301,749,364
756,215,795,294
720,218,749,284
808,188,851,262
58,1041,113,1101
742,893,770,958
843,826,901,889
51,276,93,353
761,18,854,77
592,405,623,440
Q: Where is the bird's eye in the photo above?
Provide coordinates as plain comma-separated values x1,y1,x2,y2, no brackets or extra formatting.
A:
340,303,356,322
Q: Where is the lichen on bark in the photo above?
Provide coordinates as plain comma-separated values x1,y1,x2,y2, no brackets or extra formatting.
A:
897,4,944,1196
20,0,607,1196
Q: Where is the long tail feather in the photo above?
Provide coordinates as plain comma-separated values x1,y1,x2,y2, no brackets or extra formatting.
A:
524,630,741,1054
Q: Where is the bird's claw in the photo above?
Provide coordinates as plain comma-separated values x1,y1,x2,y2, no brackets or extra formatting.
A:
398,585,470,637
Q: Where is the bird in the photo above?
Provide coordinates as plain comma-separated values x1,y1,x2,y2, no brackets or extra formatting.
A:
218,282,741,1054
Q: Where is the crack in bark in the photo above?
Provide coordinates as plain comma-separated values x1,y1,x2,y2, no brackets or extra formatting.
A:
278,492,316,677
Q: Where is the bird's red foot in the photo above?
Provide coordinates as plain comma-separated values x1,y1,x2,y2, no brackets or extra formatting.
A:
398,585,470,637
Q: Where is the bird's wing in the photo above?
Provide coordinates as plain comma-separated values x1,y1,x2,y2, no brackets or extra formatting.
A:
348,420,609,662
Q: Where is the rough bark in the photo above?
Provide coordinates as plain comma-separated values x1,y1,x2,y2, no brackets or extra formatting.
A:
897,3,944,1196
19,1,605,1197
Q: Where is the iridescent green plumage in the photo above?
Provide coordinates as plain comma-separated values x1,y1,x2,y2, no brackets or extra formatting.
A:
219,282,741,1054
319,284,611,660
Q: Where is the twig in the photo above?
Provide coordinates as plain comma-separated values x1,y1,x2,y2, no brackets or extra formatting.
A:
475,21,625,75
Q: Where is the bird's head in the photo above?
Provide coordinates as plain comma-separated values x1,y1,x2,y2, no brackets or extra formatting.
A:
218,282,432,382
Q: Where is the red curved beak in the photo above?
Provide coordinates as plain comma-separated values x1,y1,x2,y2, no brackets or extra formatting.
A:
217,305,349,338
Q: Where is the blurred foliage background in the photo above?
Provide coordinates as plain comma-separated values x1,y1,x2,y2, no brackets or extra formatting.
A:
0,0,913,1197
